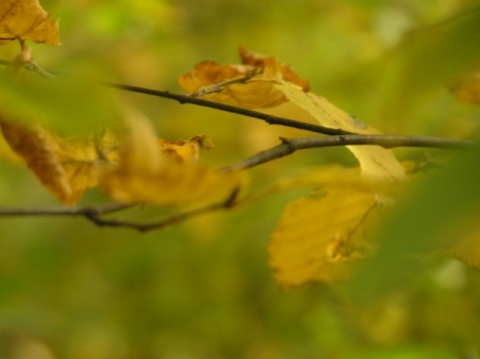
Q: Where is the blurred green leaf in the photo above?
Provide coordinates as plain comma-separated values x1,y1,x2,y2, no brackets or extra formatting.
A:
0,70,119,133
382,5,480,109
352,143,480,299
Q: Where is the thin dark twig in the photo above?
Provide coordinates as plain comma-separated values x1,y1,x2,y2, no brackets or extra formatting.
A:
0,191,241,232
0,202,133,217
220,135,474,171
83,187,241,231
91,201,227,232
108,82,351,136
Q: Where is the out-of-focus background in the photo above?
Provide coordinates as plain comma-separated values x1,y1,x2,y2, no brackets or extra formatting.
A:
1,0,479,358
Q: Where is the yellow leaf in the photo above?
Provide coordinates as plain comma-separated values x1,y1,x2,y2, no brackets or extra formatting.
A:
100,113,243,205
269,167,382,287
1,121,116,204
0,0,61,45
178,47,308,108
273,81,407,183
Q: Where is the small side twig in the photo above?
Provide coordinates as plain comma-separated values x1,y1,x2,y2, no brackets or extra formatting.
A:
190,69,261,97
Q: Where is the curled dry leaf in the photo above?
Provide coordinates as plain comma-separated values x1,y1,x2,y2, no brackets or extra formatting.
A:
178,47,309,108
0,0,61,46
269,167,383,287
159,135,214,162
1,120,117,204
100,113,243,205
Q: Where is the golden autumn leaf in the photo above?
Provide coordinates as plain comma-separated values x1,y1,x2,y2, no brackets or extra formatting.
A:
269,167,383,287
273,81,407,183
100,113,243,205
1,121,117,204
0,0,61,46
178,47,308,108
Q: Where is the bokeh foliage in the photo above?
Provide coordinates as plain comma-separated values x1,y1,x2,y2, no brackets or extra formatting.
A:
0,0,479,358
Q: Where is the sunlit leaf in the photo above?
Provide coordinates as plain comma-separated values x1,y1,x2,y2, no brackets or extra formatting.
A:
0,0,61,45
269,167,382,287
274,80,407,183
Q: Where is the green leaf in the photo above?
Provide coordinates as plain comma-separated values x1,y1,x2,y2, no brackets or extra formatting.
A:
0,71,119,133
381,5,480,109
352,143,480,299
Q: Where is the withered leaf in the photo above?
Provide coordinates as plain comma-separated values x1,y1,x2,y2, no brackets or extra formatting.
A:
0,0,61,45
158,135,214,162
1,121,116,204
178,47,308,108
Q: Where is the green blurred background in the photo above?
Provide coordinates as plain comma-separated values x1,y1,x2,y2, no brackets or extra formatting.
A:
1,0,480,358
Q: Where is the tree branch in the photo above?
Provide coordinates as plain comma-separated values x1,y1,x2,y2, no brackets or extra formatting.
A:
108,82,352,136
0,133,470,231
0,193,239,232
108,83,474,151
0,64,475,230
0,202,133,217
221,135,474,171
